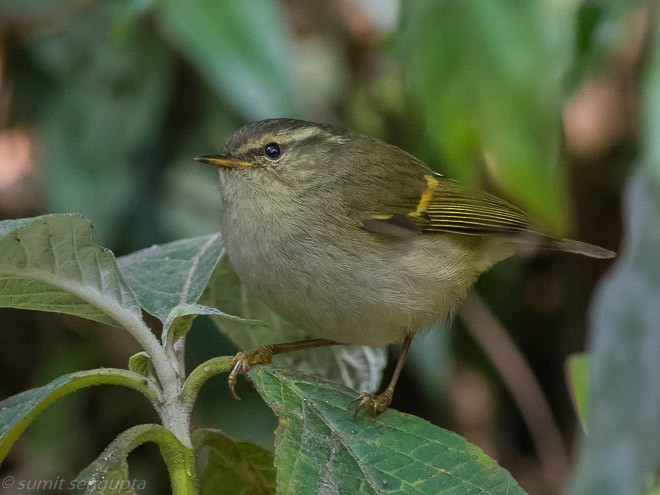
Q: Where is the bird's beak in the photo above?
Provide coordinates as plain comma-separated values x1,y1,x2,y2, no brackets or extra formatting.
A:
194,154,253,168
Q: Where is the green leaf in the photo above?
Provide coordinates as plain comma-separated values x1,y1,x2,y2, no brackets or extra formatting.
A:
565,353,590,432
127,351,160,393
403,0,576,232
250,367,526,495
202,257,387,394
118,234,223,322
128,352,155,378
569,171,660,495
162,303,252,377
0,214,141,326
155,0,301,119
0,369,158,463
75,424,195,495
163,303,257,354
194,429,275,495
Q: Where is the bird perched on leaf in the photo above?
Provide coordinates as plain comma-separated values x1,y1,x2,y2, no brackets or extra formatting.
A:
196,118,614,415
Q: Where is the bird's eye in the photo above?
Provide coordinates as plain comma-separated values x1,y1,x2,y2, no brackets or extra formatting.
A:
263,142,281,159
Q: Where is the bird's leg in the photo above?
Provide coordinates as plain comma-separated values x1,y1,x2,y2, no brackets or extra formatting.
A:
352,334,413,416
228,338,341,399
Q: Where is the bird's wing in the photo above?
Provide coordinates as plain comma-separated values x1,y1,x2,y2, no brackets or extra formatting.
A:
361,173,541,238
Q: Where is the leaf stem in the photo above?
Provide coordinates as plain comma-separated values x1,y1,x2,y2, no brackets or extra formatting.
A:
151,426,198,495
180,356,233,414
91,303,194,446
119,313,178,387
90,424,197,495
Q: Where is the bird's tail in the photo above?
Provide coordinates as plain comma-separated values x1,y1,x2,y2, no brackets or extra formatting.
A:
548,238,616,259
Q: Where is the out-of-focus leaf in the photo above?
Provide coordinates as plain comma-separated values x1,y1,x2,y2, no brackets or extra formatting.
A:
570,11,660,491
0,214,141,326
406,324,452,407
201,257,387,394
116,0,161,28
117,234,223,322
574,0,646,81
160,161,225,239
403,0,576,232
156,0,301,119
0,369,157,463
576,1,605,59
27,341,97,462
643,12,660,186
195,429,275,495
569,171,660,495
0,0,76,25
565,352,590,432
32,2,174,243
250,367,526,494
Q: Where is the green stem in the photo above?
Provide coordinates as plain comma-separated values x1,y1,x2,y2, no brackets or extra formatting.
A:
153,426,198,495
180,356,233,415
89,424,197,495
85,367,161,405
104,308,190,446
109,310,179,392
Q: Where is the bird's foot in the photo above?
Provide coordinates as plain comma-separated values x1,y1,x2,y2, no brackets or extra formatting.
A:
351,389,393,417
228,346,274,400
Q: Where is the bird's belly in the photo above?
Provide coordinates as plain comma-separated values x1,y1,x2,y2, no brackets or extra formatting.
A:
225,230,483,346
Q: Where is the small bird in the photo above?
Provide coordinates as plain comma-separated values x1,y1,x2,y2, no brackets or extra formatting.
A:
196,118,614,415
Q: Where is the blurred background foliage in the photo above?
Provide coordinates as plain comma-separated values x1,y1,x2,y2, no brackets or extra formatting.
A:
0,1,656,494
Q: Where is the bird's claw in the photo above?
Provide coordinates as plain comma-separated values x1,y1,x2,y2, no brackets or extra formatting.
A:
350,389,393,417
228,346,274,400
